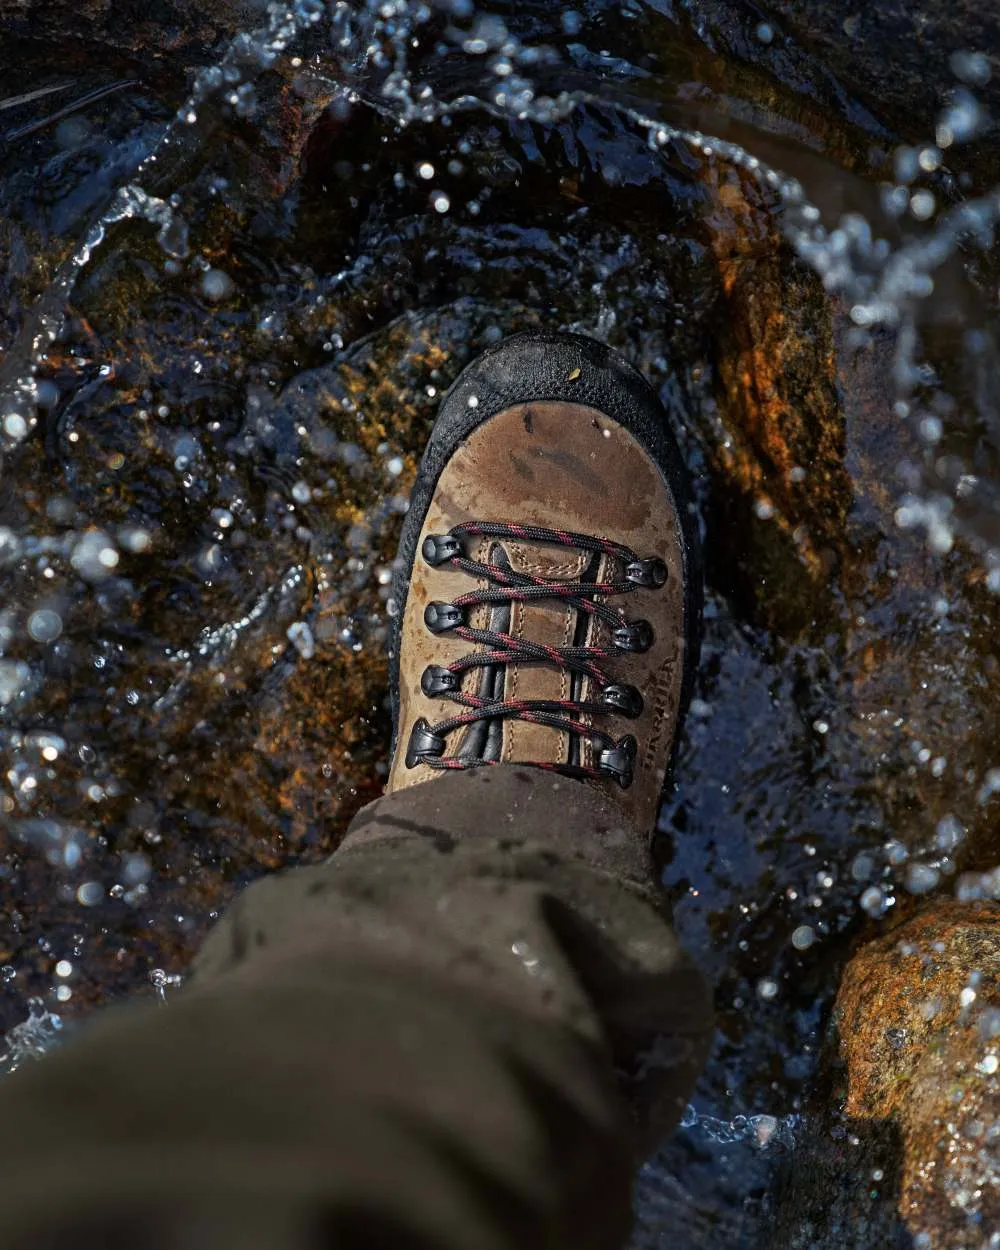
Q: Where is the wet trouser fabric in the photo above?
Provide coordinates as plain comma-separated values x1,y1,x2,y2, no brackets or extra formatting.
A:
0,768,712,1250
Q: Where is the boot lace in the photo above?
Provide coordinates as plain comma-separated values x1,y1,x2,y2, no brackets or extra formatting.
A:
405,521,668,788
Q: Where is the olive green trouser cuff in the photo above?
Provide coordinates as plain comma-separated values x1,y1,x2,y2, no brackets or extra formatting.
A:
0,768,712,1250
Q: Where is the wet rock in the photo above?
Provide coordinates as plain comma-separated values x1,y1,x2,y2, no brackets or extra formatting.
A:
697,156,850,636
753,2,1000,155
774,902,1000,1249
0,1,259,66
836,901,999,1247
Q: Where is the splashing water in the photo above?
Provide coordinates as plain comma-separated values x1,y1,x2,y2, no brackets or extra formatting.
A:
0,997,63,1075
2,1,1000,1245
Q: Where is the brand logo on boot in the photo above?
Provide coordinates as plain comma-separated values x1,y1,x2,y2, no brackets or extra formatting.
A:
642,643,681,770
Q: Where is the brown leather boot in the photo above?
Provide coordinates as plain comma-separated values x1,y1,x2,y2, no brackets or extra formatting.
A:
387,331,701,837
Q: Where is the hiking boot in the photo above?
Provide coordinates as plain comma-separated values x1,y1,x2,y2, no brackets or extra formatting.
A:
386,331,701,836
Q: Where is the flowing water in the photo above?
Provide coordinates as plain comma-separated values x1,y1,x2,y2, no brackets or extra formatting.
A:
1,1,999,1244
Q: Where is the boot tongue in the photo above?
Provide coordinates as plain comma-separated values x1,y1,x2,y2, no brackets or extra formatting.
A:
455,540,588,763
496,538,593,768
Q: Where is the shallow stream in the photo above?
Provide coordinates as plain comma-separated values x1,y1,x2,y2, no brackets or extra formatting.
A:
1,1,999,1244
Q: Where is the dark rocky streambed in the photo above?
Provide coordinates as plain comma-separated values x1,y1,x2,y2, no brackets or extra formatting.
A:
0,2,998,1246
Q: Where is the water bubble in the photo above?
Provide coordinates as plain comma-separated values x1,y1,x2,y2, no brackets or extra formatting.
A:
976,1052,998,1075
791,925,816,951
287,621,315,659
880,184,910,219
755,23,773,44
934,814,965,852
35,380,59,410
149,968,184,1004
431,191,451,213
905,862,940,895
894,147,918,185
201,269,235,302
123,853,151,886
54,960,72,978
909,190,936,221
75,882,103,907
157,215,190,260
27,609,62,644
950,50,992,87
756,978,779,1001
0,660,32,707
291,481,312,504
860,886,889,917
71,531,120,581
3,413,28,441
461,13,507,55
561,10,582,35
119,526,152,554
936,89,984,147
417,162,435,180
851,852,876,881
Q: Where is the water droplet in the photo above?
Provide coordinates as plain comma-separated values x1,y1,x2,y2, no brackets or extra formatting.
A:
950,51,992,87
286,621,315,659
935,814,965,852
201,269,235,302
75,882,103,907
910,190,936,221
3,413,28,441
860,886,889,917
157,215,190,260
905,862,940,895
27,609,62,644
70,531,120,581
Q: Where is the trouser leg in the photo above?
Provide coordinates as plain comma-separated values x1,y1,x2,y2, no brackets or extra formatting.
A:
0,767,712,1250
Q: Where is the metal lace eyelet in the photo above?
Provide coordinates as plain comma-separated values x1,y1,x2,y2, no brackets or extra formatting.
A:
625,558,668,588
405,718,446,768
598,683,644,718
597,735,637,788
424,602,465,634
421,665,460,697
613,619,654,653
422,533,463,566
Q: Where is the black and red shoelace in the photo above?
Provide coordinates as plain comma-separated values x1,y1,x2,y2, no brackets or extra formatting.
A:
404,521,668,788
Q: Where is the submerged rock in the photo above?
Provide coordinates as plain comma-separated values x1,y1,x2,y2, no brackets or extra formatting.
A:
775,902,1000,1249
837,902,999,1248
